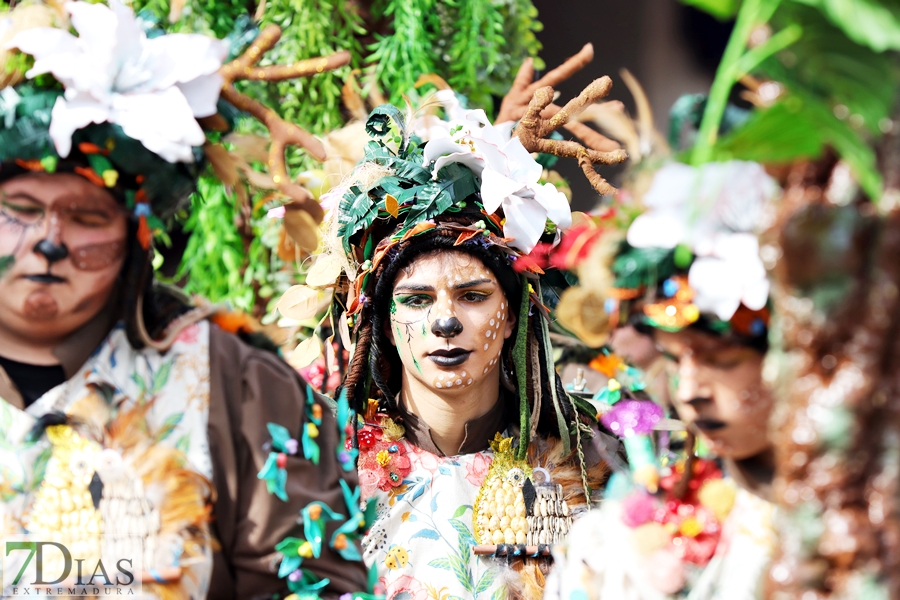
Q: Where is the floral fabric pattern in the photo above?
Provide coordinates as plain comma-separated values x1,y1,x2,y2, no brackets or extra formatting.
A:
361,441,505,600
0,321,213,598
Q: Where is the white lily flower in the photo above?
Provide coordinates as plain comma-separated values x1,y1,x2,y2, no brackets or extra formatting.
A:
411,89,468,143
688,232,770,321
7,0,228,163
627,160,777,250
626,160,778,321
423,109,570,253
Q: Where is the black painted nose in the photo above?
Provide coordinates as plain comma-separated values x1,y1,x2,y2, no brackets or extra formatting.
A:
34,239,69,263
431,317,463,338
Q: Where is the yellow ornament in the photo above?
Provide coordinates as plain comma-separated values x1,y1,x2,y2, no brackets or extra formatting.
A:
102,170,119,188
698,478,737,521
679,516,703,538
306,422,319,439
376,450,392,467
631,522,671,556
298,541,314,558
384,545,409,570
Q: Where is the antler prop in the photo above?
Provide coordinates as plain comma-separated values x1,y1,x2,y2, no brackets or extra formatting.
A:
515,77,628,196
498,44,621,154
219,25,351,220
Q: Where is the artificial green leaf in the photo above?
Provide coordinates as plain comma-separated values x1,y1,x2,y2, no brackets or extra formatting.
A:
678,0,740,20
792,0,900,52
763,4,899,134
713,100,826,163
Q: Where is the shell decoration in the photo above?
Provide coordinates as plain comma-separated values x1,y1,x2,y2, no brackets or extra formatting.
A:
473,433,573,547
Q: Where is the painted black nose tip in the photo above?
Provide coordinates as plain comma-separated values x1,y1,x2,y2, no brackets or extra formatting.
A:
34,239,69,263
431,317,463,338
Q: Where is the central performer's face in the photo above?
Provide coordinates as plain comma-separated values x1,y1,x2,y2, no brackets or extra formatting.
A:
387,250,516,395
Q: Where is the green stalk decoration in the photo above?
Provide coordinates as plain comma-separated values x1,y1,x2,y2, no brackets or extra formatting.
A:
513,277,531,461
691,0,798,165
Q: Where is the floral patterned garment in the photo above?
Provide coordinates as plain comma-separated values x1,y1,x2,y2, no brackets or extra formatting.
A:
543,485,777,600
361,439,504,600
0,321,213,598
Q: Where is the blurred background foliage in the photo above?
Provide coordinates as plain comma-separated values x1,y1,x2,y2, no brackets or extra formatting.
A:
681,0,900,201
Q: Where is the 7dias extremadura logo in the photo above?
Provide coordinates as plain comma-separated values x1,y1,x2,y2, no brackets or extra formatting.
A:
2,536,142,597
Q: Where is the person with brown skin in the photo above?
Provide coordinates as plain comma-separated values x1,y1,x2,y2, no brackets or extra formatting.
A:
0,3,366,598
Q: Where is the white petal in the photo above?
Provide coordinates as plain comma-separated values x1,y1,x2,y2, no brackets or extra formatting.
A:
68,1,119,46
501,193,550,254
502,136,542,184
642,162,698,209
423,137,468,164
534,182,572,232
481,168,524,214
626,211,687,249
111,88,204,162
688,257,743,321
742,276,770,311
176,73,223,117
145,34,228,88
431,151,485,180
48,95,110,158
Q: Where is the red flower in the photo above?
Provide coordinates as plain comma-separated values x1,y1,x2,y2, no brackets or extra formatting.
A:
358,437,412,492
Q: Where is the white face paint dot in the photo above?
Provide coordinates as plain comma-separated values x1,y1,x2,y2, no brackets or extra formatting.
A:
436,383,442,388
455,379,462,385
490,319,495,326
438,374,444,380
461,371,466,377
497,311,501,318
467,379,473,384
485,330,492,338
484,343,489,351
483,367,489,374
446,381,453,387
501,302,505,309
492,331,497,339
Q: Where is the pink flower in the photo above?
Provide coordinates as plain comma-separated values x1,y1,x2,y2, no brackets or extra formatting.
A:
642,548,687,595
621,493,658,528
465,453,492,487
384,574,427,600
407,446,441,474
359,469,380,501
267,206,286,219
175,323,199,345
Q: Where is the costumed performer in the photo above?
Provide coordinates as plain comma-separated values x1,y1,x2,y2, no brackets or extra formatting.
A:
307,71,629,597
545,157,782,598
0,2,367,598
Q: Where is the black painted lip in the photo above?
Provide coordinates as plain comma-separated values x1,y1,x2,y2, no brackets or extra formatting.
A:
428,348,471,367
24,274,66,284
692,418,727,432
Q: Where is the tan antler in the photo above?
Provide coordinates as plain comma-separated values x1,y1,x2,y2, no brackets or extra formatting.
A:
515,77,628,196
498,44,621,154
219,25,351,220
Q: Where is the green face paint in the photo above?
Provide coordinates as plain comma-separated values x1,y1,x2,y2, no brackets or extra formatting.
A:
390,299,397,315
0,255,13,278
412,355,421,373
